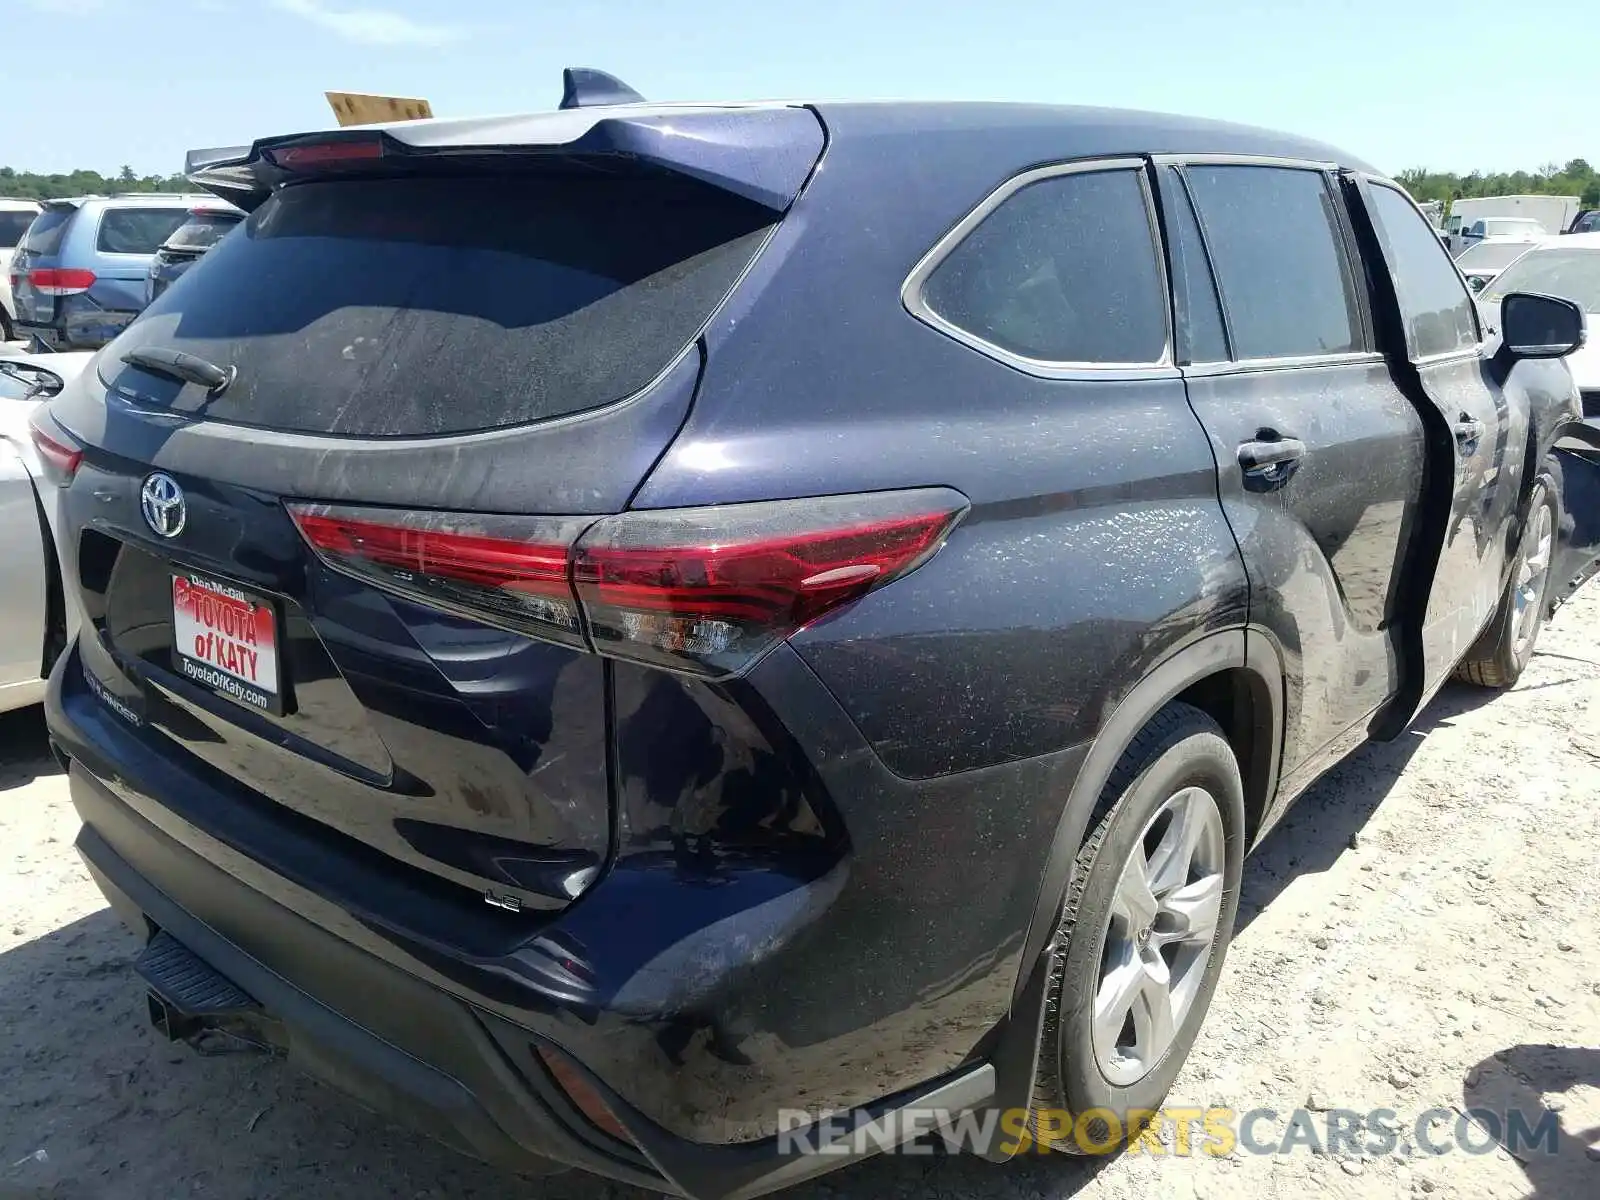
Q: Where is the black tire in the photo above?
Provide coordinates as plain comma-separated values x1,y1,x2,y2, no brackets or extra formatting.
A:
0,306,14,343
1030,702,1245,1154
1455,467,1560,690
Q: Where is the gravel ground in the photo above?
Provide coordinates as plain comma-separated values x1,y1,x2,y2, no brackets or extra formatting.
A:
3,586,1598,1200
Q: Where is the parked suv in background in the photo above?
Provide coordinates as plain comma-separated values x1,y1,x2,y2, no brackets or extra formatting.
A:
34,82,1600,1199
1567,209,1600,235
0,197,43,342
10,194,206,349
144,203,243,305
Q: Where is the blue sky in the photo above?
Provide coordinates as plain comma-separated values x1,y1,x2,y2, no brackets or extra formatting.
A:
15,0,1592,178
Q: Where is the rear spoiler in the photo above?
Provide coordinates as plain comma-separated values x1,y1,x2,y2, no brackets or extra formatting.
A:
184,102,825,215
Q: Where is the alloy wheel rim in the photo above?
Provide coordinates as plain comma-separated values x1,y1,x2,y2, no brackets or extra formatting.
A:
1511,498,1553,660
1092,785,1226,1087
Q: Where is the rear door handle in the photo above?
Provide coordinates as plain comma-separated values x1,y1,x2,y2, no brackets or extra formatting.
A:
1454,414,1485,456
1238,434,1307,492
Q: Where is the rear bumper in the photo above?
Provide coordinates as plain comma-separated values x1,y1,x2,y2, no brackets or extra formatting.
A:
47,640,1006,1198
17,296,135,350
73,798,662,1188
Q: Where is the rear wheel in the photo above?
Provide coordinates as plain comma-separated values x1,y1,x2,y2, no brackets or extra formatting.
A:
0,306,14,343
1455,471,1558,689
1030,703,1245,1154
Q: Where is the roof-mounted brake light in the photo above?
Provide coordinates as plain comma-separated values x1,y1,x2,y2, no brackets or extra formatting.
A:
264,139,385,172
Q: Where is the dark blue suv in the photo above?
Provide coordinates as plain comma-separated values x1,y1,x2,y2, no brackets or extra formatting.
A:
34,76,1600,1197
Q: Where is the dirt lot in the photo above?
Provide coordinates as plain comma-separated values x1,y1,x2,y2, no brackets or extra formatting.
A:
3,587,1598,1200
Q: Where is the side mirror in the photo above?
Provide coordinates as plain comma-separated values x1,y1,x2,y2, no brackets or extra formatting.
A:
1500,292,1587,359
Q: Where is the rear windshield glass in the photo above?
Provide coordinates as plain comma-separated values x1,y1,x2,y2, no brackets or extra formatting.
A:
1456,241,1538,271
0,210,37,248
102,174,776,437
163,212,242,252
19,208,73,255
1481,248,1600,311
97,208,192,254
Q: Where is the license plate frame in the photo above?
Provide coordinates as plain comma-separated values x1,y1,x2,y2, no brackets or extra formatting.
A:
170,571,284,716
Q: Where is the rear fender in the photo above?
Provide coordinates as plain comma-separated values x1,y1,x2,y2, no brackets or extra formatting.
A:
1549,422,1600,615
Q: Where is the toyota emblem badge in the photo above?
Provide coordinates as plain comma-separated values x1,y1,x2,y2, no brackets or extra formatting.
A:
140,472,187,539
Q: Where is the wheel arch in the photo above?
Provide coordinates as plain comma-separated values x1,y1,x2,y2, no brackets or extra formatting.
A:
977,628,1284,1156
1012,628,1282,1000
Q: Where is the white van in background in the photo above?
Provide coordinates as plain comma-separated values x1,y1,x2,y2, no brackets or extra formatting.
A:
0,198,44,343
1444,194,1579,253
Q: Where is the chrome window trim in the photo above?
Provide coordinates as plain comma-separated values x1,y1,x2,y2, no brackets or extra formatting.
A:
1413,346,1485,367
1181,350,1385,378
901,157,1176,378
1149,152,1340,171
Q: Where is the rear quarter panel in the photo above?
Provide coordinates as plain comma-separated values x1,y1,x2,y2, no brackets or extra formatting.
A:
613,109,1251,1133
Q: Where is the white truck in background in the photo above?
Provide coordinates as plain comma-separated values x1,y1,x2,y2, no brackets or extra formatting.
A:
1444,194,1579,254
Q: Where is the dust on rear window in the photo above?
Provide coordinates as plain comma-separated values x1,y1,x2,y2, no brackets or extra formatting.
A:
100,174,776,437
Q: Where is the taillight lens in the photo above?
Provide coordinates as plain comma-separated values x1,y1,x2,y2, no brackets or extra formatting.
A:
572,490,968,677
289,506,591,649
288,489,968,678
28,411,83,485
29,267,96,296
265,138,385,172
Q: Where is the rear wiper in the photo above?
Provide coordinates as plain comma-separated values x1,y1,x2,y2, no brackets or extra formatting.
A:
121,346,235,394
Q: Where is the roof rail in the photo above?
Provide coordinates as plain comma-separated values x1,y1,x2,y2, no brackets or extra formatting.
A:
559,67,644,110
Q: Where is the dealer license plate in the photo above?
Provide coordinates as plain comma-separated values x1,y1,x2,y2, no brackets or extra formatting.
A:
171,573,282,714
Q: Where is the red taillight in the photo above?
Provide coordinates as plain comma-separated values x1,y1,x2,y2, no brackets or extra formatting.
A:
265,139,384,172
28,412,82,485
288,489,968,678
572,491,967,676
288,506,590,648
28,267,96,296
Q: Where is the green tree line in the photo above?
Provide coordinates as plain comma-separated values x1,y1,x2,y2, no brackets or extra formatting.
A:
0,164,191,201
1395,159,1599,209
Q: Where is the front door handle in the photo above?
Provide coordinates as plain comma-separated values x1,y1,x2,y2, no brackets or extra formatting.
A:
1238,433,1307,492
1454,413,1485,456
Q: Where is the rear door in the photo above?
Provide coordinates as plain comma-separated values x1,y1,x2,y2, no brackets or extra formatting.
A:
1356,180,1523,696
47,142,811,913
1154,159,1427,799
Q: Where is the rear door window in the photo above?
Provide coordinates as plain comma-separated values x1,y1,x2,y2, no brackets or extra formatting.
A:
1183,165,1364,360
1367,184,1480,357
102,174,776,437
96,208,192,254
916,165,1169,366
